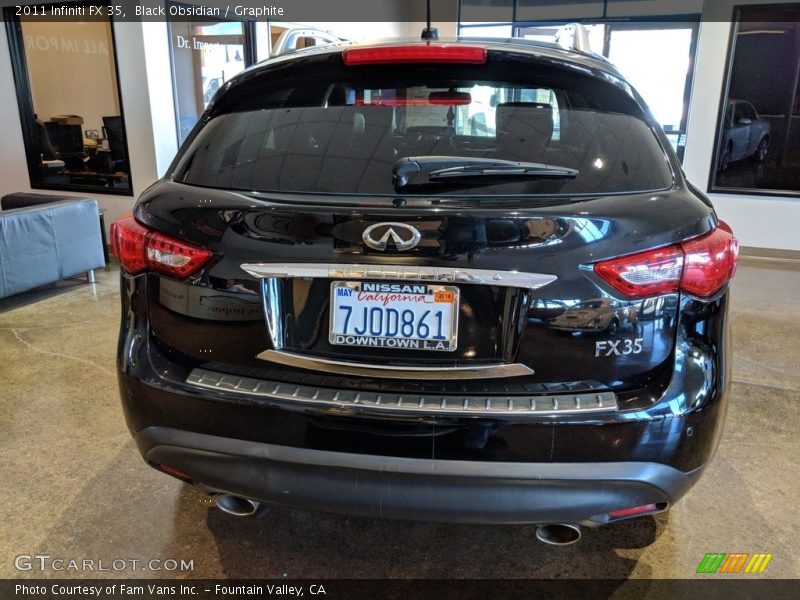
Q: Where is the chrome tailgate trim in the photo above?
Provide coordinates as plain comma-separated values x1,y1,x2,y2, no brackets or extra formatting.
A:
241,263,557,289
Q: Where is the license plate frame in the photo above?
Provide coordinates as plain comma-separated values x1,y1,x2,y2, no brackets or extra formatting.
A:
329,281,459,352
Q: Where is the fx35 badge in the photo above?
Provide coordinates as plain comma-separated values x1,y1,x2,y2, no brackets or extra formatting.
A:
595,338,644,357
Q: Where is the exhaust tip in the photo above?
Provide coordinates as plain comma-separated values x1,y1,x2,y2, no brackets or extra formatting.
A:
535,523,582,546
214,494,259,517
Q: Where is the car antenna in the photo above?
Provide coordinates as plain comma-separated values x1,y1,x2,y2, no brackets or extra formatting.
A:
421,0,439,40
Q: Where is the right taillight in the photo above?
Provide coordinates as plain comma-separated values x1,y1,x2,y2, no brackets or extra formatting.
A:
110,213,212,278
680,224,739,297
594,221,738,299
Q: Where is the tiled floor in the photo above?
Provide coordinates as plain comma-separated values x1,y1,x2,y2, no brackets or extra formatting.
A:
1,258,798,579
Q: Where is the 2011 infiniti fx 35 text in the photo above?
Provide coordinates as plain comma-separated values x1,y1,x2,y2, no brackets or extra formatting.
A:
112,38,738,544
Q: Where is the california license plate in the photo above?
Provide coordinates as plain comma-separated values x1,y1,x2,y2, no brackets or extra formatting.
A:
329,281,459,351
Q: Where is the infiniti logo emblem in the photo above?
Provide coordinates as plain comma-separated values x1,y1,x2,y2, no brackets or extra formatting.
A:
362,222,422,252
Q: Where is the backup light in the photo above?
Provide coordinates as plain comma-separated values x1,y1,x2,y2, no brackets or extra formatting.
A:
111,213,212,278
594,246,684,298
594,222,738,299
342,45,487,66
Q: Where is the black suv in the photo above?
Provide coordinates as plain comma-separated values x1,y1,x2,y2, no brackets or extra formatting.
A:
113,39,737,543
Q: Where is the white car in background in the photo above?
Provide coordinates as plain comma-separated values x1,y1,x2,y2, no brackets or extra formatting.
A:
719,99,771,171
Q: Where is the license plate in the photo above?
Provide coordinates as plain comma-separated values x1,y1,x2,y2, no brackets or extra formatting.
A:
329,281,459,351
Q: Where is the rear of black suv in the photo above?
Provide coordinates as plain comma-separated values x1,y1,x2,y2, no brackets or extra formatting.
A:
114,40,737,530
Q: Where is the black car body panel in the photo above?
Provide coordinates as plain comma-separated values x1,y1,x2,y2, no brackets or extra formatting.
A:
115,38,733,525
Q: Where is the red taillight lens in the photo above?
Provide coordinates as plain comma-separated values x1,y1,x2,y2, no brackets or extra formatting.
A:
342,45,487,66
594,245,684,299
594,223,739,299
680,224,739,297
110,214,212,278
110,213,148,274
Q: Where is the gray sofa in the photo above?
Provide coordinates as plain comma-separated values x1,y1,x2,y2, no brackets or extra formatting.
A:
0,197,106,298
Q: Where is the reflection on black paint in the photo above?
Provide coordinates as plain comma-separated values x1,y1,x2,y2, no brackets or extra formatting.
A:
521,293,678,390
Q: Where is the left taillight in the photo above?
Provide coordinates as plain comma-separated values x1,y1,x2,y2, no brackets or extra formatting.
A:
110,214,212,278
594,222,739,299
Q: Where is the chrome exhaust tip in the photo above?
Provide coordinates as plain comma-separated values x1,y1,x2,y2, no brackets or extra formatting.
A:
535,523,582,546
214,494,260,517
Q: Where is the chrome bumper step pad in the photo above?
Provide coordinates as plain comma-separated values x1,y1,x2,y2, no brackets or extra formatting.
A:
186,368,618,416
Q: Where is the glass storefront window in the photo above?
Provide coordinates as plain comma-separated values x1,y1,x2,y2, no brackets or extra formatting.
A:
606,26,695,157
170,15,345,144
516,22,697,160
4,4,132,194
169,13,249,143
459,2,702,163
459,24,514,38
711,5,800,195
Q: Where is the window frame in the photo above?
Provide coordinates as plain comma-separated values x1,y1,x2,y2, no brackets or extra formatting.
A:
3,1,134,196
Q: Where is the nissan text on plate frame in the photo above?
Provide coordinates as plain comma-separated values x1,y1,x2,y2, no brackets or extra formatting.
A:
329,281,460,352
111,37,738,535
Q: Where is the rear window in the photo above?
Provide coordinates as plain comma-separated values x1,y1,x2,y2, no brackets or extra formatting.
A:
175,52,673,196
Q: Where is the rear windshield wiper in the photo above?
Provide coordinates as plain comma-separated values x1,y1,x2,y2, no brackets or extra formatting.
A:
393,156,579,188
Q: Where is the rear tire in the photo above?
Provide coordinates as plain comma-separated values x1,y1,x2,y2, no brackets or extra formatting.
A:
720,144,732,171
755,137,769,162
607,319,619,336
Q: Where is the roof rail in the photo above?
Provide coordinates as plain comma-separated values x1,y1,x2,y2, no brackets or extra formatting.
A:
272,28,345,57
554,23,593,54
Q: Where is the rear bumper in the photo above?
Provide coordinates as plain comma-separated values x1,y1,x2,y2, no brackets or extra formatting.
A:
117,273,731,524
138,426,697,525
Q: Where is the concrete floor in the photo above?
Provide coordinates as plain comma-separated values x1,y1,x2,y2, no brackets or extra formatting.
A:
1,258,798,580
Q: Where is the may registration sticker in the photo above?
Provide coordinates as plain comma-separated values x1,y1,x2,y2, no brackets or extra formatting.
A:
329,281,459,351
